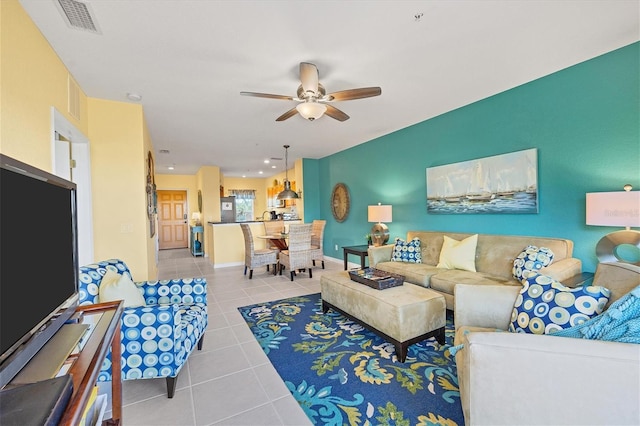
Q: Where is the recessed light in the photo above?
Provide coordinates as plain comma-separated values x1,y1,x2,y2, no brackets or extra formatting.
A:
259,171,263,174
271,165,276,169
264,160,270,164
168,166,174,170
126,92,142,102
242,175,246,178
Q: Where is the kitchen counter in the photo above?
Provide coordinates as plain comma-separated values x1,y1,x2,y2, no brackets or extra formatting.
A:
208,219,300,225
205,220,302,267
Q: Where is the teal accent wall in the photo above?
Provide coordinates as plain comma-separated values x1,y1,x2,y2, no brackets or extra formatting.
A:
304,42,639,273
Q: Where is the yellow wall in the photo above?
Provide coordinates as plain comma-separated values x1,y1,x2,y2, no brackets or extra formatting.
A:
155,173,199,217
197,166,221,260
88,98,152,280
1,1,157,280
0,0,88,170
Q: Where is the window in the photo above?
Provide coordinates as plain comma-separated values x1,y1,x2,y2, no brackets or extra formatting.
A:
229,189,255,222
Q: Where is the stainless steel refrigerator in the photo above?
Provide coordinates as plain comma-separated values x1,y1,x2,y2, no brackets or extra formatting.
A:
220,196,236,222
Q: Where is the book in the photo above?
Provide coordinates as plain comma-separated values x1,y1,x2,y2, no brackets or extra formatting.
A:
0,375,73,426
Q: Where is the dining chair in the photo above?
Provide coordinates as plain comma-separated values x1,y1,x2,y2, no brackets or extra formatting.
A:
279,223,314,281
263,219,285,250
311,219,326,269
240,224,278,279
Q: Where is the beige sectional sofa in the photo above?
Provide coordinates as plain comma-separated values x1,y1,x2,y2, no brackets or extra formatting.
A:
368,230,582,309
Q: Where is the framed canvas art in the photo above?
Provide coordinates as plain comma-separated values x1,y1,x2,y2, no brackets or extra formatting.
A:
426,148,538,214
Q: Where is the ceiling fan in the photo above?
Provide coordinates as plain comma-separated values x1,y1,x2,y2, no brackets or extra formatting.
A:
240,62,381,122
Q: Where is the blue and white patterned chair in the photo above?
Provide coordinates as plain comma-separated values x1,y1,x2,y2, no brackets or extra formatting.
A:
78,259,207,398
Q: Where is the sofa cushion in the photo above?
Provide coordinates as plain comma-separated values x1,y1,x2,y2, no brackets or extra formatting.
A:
512,245,554,281
99,268,146,308
374,261,440,288
391,237,422,263
406,231,575,279
430,270,517,295
509,274,610,334
436,234,478,272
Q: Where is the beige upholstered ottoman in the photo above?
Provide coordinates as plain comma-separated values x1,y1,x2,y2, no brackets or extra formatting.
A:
321,271,446,362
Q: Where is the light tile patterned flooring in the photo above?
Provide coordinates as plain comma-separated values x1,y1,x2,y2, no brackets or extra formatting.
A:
120,248,343,425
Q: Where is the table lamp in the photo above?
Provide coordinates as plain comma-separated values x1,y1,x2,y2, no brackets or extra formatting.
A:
191,212,202,226
586,184,640,264
368,203,392,246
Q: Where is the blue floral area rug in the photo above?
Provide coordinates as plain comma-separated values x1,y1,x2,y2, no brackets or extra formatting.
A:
238,293,463,425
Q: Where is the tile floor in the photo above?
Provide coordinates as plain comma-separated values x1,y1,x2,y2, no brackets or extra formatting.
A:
119,248,344,425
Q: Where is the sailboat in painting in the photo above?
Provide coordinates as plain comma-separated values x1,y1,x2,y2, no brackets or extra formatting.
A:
465,162,495,202
426,148,538,214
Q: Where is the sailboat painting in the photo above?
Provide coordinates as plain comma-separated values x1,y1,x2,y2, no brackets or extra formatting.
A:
426,148,538,214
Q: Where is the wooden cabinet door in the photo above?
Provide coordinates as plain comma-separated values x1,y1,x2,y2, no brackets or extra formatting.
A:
158,190,188,249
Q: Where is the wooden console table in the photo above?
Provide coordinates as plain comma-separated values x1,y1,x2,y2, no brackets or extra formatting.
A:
8,300,124,425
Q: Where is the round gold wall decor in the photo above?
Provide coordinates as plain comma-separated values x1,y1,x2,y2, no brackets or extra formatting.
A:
331,183,350,222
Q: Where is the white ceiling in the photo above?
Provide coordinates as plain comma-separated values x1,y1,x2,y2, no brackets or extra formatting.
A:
19,0,639,178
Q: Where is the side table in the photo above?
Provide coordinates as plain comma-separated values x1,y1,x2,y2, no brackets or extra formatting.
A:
190,225,204,257
343,245,370,270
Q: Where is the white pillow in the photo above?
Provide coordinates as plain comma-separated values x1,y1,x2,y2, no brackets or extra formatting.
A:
436,234,478,272
98,268,146,308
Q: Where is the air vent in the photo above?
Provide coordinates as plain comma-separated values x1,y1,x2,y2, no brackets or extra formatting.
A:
56,0,101,34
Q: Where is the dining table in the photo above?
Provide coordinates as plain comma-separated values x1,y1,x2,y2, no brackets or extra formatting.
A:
257,234,288,250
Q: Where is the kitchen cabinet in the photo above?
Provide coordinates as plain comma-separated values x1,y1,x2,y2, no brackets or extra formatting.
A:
267,180,297,208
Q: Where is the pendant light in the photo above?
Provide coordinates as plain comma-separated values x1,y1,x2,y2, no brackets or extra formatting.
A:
277,145,299,200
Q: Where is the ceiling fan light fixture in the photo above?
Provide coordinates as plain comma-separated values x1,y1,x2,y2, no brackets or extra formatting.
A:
296,101,327,121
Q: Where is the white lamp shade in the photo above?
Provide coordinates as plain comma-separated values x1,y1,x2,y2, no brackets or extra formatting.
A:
586,191,640,228
368,205,392,223
296,102,327,120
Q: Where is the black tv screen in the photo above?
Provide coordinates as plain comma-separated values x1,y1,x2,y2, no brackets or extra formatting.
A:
0,154,79,388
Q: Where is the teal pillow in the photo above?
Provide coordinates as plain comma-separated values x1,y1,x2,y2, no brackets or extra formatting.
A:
509,273,610,334
391,237,422,263
512,245,554,281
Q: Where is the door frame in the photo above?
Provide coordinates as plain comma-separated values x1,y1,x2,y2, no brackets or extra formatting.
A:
51,107,94,266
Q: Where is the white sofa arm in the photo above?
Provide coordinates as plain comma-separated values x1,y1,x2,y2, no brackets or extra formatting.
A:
539,257,582,283
462,331,640,425
454,284,519,330
367,244,394,267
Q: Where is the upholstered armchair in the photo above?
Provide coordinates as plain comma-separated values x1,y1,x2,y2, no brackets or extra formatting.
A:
279,223,314,281
78,259,207,398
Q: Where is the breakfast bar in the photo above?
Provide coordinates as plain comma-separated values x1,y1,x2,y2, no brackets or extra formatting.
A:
207,220,301,268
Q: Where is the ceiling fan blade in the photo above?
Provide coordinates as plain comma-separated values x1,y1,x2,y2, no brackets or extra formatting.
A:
299,62,319,95
326,87,382,101
275,107,299,121
240,91,294,101
324,105,350,122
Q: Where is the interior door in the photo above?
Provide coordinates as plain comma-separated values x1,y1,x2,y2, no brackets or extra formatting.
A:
158,190,188,250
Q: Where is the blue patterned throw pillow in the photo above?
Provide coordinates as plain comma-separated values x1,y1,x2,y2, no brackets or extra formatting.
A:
512,245,554,281
391,237,422,263
509,273,610,334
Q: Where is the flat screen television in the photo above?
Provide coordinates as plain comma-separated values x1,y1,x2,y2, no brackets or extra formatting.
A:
0,154,79,389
